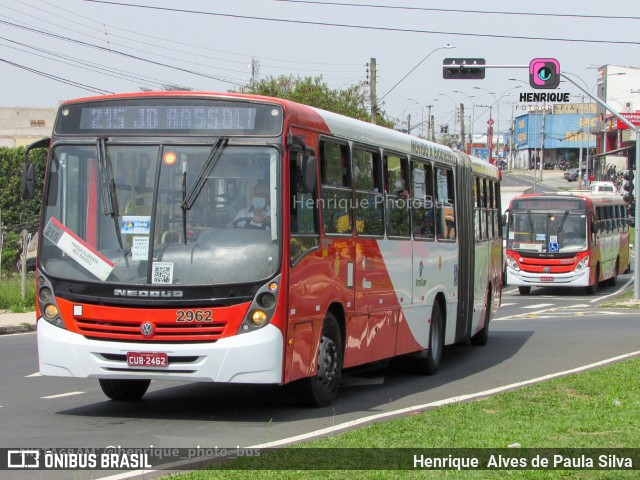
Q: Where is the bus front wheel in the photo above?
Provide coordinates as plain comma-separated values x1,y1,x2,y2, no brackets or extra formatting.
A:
518,286,531,295
99,379,150,401
296,313,343,407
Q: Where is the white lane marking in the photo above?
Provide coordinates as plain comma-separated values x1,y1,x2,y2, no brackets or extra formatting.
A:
499,303,517,307
41,391,85,399
95,350,640,480
26,372,41,377
521,303,554,309
592,276,634,304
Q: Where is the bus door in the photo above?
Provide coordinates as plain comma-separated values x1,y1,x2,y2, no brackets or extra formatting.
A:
348,147,397,366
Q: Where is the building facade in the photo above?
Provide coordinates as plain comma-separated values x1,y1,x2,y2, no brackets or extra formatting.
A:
0,107,56,147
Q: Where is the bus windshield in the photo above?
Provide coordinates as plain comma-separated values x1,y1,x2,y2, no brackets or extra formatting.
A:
40,142,280,285
507,210,587,253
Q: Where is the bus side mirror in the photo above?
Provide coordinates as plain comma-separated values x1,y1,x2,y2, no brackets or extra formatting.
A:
21,137,50,200
502,212,508,227
21,162,35,200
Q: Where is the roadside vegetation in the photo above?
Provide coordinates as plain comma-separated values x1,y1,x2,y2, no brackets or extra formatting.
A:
0,273,36,312
166,356,640,479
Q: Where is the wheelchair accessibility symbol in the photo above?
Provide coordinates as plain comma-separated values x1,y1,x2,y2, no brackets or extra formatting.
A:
549,242,559,253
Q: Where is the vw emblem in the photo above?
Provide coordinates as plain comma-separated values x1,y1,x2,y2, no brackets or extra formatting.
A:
140,322,155,338
543,267,550,273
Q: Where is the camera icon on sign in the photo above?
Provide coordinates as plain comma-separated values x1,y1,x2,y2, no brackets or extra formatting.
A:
529,58,560,89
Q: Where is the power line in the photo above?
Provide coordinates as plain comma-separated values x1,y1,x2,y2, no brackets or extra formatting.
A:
82,0,640,45
0,18,245,85
0,56,113,94
271,0,640,21
24,0,361,69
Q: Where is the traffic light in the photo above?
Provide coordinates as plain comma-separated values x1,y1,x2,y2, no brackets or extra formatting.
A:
443,58,486,79
622,170,635,204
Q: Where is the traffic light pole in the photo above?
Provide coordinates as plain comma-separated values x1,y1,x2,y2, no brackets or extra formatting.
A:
560,73,640,301
443,61,640,299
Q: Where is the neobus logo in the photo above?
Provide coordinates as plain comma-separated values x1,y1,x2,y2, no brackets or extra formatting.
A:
114,289,184,298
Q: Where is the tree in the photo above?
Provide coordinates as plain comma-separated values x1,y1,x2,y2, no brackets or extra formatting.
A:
0,146,46,273
235,75,395,128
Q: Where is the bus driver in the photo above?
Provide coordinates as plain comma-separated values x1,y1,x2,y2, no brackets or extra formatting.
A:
229,182,271,229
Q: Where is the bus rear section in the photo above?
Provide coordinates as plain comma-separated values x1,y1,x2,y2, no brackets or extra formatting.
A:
504,194,630,295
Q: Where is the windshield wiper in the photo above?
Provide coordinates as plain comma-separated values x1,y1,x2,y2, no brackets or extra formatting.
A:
181,137,229,243
96,137,123,249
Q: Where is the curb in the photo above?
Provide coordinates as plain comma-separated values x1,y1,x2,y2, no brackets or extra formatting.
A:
0,324,37,335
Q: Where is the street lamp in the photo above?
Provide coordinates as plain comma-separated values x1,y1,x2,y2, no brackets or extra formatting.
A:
379,44,456,103
407,98,425,137
437,93,459,145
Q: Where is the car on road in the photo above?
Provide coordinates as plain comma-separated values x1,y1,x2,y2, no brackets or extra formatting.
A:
589,181,617,194
563,167,586,182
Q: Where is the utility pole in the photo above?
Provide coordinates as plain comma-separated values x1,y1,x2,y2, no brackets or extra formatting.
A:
540,108,546,180
250,57,260,85
407,114,411,134
430,112,435,142
369,58,378,125
21,229,28,301
459,103,466,152
425,104,433,140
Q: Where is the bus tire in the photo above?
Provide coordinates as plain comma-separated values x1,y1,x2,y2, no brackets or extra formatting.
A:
415,303,444,375
607,261,619,287
99,379,150,401
585,265,600,294
518,286,531,295
471,288,491,346
296,313,343,407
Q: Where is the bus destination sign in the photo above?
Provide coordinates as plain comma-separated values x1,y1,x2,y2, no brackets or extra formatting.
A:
56,100,283,136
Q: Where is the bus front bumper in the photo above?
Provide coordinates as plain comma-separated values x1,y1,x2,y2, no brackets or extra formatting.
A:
37,319,283,384
506,266,590,288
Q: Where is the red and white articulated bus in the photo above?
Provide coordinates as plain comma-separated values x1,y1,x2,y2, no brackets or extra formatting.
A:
22,92,502,406
504,192,631,295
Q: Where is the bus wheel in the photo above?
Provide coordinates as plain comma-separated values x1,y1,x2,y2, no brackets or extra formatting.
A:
471,289,491,346
296,313,343,407
585,265,600,294
414,303,444,375
518,286,531,295
607,261,619,287
99,379,150,401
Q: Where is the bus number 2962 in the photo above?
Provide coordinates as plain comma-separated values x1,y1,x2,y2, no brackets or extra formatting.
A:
176,310,213,322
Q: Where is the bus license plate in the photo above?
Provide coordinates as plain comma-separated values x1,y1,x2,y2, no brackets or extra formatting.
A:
540,276,554,282
127,352,168,367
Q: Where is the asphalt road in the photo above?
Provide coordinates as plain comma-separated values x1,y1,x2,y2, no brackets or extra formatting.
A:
1,275,639,479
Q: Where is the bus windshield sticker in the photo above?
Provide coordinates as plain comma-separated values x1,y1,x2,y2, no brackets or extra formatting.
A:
131,236,149,261
121,216,152,235
152,262,174,284
43,217,115,281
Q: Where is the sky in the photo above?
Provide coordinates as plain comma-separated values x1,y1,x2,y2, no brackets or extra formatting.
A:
1,0,639,138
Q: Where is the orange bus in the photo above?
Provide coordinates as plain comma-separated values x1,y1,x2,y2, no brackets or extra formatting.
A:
23,92,502,406
504,192,631,295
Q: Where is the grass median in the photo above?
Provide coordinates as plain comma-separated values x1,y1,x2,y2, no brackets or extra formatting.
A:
167,356,640,479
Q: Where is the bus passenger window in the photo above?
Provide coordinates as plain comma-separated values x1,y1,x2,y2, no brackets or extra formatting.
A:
436,167,456,240
384,155,409,237
412,162,435,239
320,140,352,234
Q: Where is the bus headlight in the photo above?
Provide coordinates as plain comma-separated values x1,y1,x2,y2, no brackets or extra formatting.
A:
251,310,268,326
574,256,589,272
505,255,520,271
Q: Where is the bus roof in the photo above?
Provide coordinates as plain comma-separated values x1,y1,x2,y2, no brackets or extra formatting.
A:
57,91,499,176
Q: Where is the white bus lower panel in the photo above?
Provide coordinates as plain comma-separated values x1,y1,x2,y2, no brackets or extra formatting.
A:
506,266,590,288
37,319,283,384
